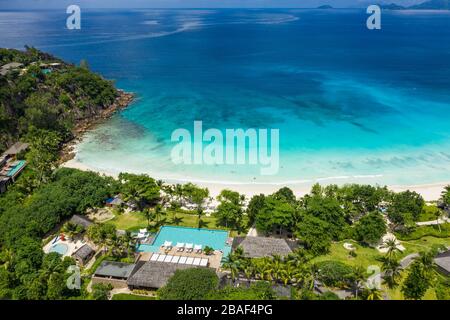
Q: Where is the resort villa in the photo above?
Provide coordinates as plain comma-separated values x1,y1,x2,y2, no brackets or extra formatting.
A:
72,244,96,266
92,261,136,289
232,236,296,258
81,224,302,292
0,142,29,194
44,215,97,266
0,62,23,76
434,249,450,276
69,214,94,229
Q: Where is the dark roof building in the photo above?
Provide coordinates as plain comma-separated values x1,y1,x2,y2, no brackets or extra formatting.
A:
232,236,296,258
72,244,95,266
434,250,450,276
94,261,136,280
0,155,8,167
0,62,24,76
106,195,124,207
0,176,11,194
127,261,209,289
3,142,29,156
69,214,94,229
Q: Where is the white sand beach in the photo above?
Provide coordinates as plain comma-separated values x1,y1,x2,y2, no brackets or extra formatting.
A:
62,158,448,201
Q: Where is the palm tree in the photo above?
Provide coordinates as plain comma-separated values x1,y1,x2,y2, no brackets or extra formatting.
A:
381,256,401,289
174,184,184,206
156,180,165,188
364,286,382,300
222,253,240,284
259,257,275,282
243,262,255,287
280,263,295,286
382,239,401,259
123,231,136,257
153,204,164,225
196,207,204,228
143,209,153,228
270,255,284,283
413,247,444,282
350,265,367,299
61,222,82,240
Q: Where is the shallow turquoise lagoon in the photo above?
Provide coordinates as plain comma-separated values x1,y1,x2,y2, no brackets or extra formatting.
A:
2,9,450,186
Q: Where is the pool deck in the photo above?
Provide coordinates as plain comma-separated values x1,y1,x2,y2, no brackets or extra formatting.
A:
43,237,85,258
138,247,223,270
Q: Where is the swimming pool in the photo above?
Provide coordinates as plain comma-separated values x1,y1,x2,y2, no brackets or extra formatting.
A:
49,243,68,255
7,160,26,178
137,226,231,257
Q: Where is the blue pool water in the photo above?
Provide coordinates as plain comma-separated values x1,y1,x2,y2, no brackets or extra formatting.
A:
7,160,26,177
137,226,231,257
49,243,68,255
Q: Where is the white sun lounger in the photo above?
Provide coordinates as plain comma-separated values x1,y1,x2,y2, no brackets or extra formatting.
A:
185,243,193,252
178,256,187,264
194,244,202,253
157,254,166,262
185,257,194,265
164,255,173,263
171,256,180,263
150,253,159,261
163,241,172,248
192,258,201,266
199,258,208,267
176,242,185,251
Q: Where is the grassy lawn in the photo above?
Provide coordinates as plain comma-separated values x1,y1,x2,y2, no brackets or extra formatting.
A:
417,205,442,222
311,236,450,270
111,293,155,300
105,210,247,236
400,236,450,257
312,240,383,269
396,224,450,241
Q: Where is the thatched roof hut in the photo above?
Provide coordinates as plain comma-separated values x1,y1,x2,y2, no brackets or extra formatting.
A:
127,261,209,289
3,142,29,156
232,236,296,258
72,244,95,266
69,214,93,229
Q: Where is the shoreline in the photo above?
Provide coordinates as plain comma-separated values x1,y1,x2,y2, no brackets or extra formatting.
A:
58,90,134,164
62,158,448,201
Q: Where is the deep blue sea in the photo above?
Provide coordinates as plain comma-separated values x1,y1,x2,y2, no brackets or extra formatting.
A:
1,9,450,188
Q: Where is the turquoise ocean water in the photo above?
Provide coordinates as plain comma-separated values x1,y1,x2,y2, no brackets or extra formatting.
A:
1,9,450,187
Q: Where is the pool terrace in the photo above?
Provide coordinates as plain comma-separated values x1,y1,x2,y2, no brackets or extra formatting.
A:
136,226,232,267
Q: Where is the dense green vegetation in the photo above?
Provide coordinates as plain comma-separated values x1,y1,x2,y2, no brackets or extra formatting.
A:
0,47,118,152
158,268,219,300
0,169,118,299
112,293,155,300
206,281,276,300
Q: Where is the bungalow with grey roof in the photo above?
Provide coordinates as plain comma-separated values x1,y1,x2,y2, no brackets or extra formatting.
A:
92,261,136,288
127,260,211,290
434,250,450,276
0,62,24,76
69,214,94,229
232,236,297,258
72,244,95,266
4,142,29,158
